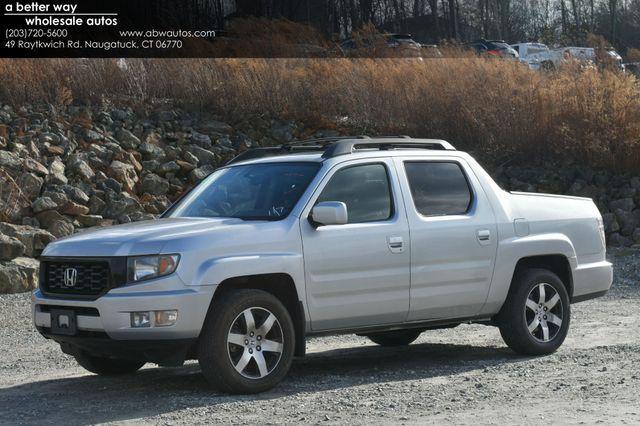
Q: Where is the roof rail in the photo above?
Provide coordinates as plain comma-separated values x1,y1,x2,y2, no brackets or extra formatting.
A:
321,138,455,158
225,145,326,165
225,137,456,165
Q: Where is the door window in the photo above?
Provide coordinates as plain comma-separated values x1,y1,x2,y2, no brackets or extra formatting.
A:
317,163,392,223
404,162,472,216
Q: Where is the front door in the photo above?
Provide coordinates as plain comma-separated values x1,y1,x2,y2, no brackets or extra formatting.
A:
300,159,411,331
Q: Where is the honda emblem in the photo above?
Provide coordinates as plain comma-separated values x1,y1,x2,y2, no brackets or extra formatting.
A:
63,268,78,287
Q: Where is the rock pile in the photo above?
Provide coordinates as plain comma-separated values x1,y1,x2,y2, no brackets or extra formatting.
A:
0,102,639,293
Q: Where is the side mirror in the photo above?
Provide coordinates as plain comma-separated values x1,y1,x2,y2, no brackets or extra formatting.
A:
311,201,348,226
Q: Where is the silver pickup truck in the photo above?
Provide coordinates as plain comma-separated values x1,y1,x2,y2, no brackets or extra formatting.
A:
33,137,612,393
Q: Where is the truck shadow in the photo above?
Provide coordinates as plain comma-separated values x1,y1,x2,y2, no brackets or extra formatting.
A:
1,342,529,424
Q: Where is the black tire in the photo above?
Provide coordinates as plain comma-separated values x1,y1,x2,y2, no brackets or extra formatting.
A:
498,268,570,355
74,351,145,376
198,289,295,394
366,329,422,347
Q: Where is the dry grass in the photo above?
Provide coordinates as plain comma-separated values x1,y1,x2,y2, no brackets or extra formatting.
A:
1,57,639,170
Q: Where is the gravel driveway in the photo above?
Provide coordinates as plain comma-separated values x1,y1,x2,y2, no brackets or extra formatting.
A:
1,249,639,425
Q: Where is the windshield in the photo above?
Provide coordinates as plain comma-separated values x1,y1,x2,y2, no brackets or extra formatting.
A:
168,162,320,221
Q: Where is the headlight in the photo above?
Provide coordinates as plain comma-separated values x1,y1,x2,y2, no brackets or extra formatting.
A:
127,254,180,283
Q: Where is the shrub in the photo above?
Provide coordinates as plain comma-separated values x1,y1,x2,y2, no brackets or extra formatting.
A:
0,57,639,171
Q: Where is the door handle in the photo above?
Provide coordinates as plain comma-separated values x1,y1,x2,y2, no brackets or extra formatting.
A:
387,236,404,253
477,229,491,242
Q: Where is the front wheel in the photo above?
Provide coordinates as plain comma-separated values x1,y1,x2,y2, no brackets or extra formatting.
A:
74,351,145,376
198,289,295,394
498,268,570,355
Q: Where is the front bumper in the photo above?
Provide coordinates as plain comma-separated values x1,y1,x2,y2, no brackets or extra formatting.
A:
33,274,216,340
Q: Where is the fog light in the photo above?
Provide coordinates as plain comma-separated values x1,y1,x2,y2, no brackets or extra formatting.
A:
154,310,178,327
131,311,151,328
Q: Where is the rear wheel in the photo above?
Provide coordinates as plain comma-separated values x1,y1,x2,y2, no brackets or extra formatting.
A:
198,289,295,394
74,351,145,376
498,268,570,355
366,329,422,347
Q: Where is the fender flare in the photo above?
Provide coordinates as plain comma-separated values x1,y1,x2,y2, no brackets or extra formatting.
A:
481,233,577,315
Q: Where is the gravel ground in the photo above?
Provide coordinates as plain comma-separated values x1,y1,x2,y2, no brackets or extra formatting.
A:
1,248,639,425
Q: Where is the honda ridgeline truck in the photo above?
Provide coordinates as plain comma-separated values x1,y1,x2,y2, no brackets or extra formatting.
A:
33,137,612,393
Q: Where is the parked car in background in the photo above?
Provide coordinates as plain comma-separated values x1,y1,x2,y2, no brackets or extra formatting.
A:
547,47,595,69
625,62,640,77
511,42,552,70
387,33,421,49
420,44,443,58
512,44,596,70
601,48,625,70
340,33,421,56
468,39,519,59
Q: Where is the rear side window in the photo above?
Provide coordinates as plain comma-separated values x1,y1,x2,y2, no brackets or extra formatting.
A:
317,163,392,223
404,162,472,216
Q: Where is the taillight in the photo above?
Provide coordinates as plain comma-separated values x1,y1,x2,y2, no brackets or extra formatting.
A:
487,50,500,56
596,216,606,247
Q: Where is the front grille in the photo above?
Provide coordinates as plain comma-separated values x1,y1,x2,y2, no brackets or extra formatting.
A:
42,261,110,297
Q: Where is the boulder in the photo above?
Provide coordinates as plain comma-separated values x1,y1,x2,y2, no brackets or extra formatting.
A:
176,160,195,172
31,196,57,213
609,198,635,212
61,185,90,205
185,145,217,166
49,220,74,238
88,195,107,215
23,158,49,176
189,165,215,183
0,222,55,257
77,214,112,228
102,192,142,219
0,257,39,293
141,173,169,195
35,209,66,228
0,150,21,170
110,108,130,122
41,189,69,208
613,209,640,236
84,128,103,143
116,128,141,149
62,201,90,216
0,235,25,260
200,120,232,133
158,161,181,175
109,160,138,193
67,158,95,182
608,233,631,247
191,132,212,148
271,121,295,142
183,151,199,165
46,145,65,156
17,172,43,199
602,213,620,234
139,141,166,162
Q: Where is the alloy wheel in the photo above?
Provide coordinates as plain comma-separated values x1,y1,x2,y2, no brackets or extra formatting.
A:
524,283,564,342
226,307,284,379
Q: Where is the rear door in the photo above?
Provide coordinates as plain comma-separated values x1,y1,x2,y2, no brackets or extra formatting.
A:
394,157,498,321
300,158,411,331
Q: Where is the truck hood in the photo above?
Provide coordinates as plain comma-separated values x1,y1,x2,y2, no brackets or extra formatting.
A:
42,217,249,257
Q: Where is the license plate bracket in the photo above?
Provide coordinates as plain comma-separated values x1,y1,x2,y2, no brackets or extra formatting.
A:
50,309,77,336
